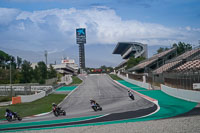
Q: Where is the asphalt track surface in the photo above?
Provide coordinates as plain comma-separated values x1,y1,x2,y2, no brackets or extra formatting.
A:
0,74,156,131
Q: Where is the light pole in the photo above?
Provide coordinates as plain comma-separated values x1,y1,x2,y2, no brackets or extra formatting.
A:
45,50,48,65
9,61,13,96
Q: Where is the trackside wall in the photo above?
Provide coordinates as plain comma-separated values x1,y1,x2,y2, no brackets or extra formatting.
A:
118,74,151,90
20,91,46,103
161,84,200,103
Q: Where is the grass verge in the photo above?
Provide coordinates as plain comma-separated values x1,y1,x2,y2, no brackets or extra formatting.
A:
109,74,122,80
0,96,12,102
68,76,82,86
0,94,67,119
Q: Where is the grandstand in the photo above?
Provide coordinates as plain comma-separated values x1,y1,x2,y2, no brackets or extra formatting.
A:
116,45,200,90
153,48,200,74
128,47,177,73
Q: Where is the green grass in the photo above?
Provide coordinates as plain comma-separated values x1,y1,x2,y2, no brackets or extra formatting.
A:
0,96,12,102
109,74,122,80
68,76,82,86
0,94,67,119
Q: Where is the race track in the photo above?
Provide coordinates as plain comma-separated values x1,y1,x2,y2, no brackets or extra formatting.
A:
0,74,157,131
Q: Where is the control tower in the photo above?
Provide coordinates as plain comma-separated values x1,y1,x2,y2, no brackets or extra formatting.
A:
76,28,86,69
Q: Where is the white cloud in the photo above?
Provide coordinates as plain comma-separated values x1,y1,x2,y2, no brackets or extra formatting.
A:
0,8,20,25
0,7,200,51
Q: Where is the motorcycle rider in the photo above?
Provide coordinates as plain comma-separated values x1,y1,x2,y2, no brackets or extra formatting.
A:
90,99,100,107
52,103,59,110
128,90,134,98
5,109,16,118
52,103,62,112
90,99,96,106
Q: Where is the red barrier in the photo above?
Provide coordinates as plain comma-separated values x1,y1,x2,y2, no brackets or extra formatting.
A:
12,96,21,104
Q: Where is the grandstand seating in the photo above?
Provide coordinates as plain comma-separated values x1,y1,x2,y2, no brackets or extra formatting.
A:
129,47,176,72
153,60,182,74
153,48,200,74
175,59,200,71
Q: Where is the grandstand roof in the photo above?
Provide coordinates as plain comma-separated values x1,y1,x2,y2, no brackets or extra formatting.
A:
128,47,177,72
153,48,200,74
112,42,132,54
112,42,147,59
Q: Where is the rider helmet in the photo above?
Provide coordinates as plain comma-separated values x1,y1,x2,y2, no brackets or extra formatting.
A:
52,103,56,107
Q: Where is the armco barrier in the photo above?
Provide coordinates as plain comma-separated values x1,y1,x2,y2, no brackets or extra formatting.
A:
118,74,151,90
20,90,46,103
12,96,21,104
161,84,200,103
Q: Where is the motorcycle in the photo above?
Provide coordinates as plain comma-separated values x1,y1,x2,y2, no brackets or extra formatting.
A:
53,107,66,117
6,112,22,122
91,103,102,111
128,92,135,100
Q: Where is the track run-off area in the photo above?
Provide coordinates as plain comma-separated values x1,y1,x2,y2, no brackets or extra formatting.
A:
0,74,197,132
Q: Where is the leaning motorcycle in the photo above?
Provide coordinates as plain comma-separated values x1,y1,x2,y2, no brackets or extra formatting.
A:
6,112,22,122
53,107,66,117
91,103,102,111
129,93,135,100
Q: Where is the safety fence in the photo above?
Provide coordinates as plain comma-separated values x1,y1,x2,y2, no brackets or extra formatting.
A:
0,83,65,96
163,71,200,90
119,70,200,91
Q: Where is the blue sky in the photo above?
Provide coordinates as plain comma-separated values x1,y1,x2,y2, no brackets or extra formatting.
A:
0,0,200,67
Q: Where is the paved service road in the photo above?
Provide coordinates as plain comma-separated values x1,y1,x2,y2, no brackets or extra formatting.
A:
0,74,156,131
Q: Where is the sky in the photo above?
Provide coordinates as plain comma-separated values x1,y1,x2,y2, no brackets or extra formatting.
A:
0,0,200,67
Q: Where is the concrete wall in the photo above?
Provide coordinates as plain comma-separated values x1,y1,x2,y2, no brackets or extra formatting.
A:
20,90,46,103
161,84,200,103
118,74,151,89
58,75,72,85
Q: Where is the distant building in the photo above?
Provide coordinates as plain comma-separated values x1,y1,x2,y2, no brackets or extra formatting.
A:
31,63,38,69
113,42,148,71
113,42,148,59
52,58,78,75
61,59,78,72
31,58,78,75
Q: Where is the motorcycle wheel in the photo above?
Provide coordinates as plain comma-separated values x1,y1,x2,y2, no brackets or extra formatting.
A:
53,111,59,117
63,111,66,116
92,106,97,111
18,117,22,121
131,96,135,100
6,116,12,122
99,107,102,111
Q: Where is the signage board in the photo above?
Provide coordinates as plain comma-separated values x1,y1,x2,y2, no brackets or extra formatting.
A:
193,83,200,90
76,28,86,44
62,59,75,64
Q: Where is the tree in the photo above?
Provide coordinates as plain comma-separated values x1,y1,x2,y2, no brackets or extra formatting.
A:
126,56,146,70
17,56,22,69
20,60,33,83
173,42,192,55
0,50,12,69
37,61,47,84
48,64,57,79
157,47,169,54
32,66,39,83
